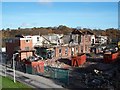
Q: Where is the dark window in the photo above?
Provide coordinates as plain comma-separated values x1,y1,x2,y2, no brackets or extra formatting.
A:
65,47,68,56
59,48,62,57
71,48,74,56
92,39,94,44
76,47,78,54
25,47,30,50
37,37,40,42
81,46,83,53
26,40,30,43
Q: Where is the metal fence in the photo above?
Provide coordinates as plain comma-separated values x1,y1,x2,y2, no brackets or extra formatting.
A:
26,65,69,85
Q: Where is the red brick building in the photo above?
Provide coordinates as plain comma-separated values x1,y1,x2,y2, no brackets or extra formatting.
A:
6,30,94,61
80,30,93,53
6,35,34,61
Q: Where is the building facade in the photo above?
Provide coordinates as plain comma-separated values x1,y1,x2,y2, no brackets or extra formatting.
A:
6,35,34,61
6,30,94,61
95,35,108,44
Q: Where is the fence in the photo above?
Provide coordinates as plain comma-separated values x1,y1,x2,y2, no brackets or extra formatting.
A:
26,65,69,85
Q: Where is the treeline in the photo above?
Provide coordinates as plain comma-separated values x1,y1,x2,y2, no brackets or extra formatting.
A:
1,25,120,47
1,25,72,39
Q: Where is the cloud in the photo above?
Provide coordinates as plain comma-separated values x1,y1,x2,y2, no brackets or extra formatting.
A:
20,22,39,28
20,23,31,27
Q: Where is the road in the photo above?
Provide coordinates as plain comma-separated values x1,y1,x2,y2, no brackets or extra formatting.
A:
0,64,67,89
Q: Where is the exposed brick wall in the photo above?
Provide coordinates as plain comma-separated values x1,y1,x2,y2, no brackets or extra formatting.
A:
53,45,84,59
6,38,33,61
20,39,33,50
80,35,91,53
6,39,20,59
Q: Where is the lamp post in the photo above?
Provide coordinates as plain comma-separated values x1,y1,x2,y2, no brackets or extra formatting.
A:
13,53,19,83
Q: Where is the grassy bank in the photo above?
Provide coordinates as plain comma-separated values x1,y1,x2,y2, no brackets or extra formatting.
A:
1,76,33,89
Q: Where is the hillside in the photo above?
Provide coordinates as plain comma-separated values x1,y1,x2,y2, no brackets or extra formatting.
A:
1,25,120,47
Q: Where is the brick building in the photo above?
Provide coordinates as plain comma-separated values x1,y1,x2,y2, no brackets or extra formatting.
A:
35,30,94,59
6,30,94,61
6,35,34,61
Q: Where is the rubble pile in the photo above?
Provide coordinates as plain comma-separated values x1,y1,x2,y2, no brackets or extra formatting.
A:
68,62,120,89
44,60,70,69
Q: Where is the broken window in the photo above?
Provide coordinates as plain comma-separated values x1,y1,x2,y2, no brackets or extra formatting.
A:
81,46,83,53
25,47,30,50
37,37,40,42
59,48,62,57
76,47,78,54
65,47,68,56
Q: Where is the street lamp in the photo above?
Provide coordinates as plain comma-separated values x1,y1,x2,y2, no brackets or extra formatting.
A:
13,53,19,83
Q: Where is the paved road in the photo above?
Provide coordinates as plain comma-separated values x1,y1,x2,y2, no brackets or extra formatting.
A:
0,64,67,89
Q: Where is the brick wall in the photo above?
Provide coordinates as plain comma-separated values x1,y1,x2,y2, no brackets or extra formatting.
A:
6,38,33,61
6,39,20,59
20,39,33,51
53,45,82,59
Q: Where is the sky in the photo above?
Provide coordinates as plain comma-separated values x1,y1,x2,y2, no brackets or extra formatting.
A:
2,2,118,29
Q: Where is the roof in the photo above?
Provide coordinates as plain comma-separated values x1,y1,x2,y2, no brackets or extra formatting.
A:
71,29,83,34
81,30,94,35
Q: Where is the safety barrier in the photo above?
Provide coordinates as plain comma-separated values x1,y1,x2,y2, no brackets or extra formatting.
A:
26,65,69,85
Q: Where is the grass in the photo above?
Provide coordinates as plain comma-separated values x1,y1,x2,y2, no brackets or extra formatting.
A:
1,76,33,89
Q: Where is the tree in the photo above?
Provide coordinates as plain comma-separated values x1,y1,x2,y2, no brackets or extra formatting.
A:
6,28,10,31
18,27,21,30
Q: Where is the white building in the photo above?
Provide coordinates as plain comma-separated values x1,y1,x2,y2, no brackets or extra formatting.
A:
95,35,108,44
43,34,64,45
23,34,64,47
31,35,44,47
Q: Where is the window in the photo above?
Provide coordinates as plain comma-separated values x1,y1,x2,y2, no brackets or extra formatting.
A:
52,50,55,57
78,35,81,44
37,37,40,42
81,46,83,53
25,47,30,50
71,47,74,56
76,47,78,54
89,37,91,41
59,48,62,57
65,47,68,56
26,39,30,43
92,39,94,44
9,40,13,43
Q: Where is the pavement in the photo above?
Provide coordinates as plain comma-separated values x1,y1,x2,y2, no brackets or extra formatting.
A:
0,64,67,90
